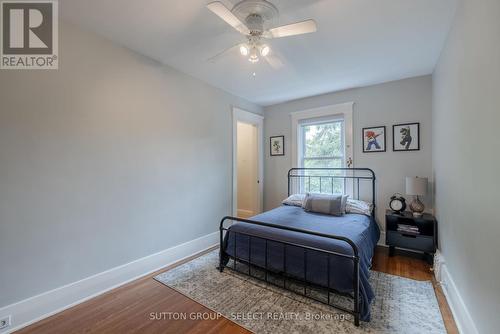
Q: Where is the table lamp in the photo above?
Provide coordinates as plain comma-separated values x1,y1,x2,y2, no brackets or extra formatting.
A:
405,176,428,217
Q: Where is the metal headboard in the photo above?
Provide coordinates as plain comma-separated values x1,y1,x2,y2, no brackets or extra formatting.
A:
287,168,376,217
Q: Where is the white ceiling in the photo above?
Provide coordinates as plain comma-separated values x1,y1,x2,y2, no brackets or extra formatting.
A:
61,0,456,106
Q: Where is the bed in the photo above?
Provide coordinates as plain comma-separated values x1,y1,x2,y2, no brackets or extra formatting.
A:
218,168,380,326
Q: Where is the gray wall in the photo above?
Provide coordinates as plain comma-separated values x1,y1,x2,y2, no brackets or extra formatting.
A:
0,22,261,307
263,76,433,227
433,0,500,332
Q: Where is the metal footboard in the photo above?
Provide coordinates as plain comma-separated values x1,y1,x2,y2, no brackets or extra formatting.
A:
218,216,361,326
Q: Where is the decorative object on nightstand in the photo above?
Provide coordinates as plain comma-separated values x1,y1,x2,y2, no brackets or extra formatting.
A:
385,210,437,264
406,176,427,217
389,193,406,214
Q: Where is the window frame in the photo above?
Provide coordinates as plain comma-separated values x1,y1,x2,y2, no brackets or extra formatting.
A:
291,102,353,169
290,102,354,196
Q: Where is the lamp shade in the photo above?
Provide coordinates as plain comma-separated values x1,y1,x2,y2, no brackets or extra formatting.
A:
406,177,427,196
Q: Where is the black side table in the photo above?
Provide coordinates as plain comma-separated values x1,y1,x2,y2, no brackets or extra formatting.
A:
385,210,437,263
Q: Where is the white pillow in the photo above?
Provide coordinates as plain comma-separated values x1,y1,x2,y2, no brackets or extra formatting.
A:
282,193,305,207
346,199,373,216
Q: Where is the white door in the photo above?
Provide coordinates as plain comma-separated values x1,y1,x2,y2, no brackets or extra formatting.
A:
236,122,259,218
232,108,264,217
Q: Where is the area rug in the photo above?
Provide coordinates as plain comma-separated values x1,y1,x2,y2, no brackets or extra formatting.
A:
154,250,445,334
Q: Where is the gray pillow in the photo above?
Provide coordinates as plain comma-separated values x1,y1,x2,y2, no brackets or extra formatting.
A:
302,193,348,216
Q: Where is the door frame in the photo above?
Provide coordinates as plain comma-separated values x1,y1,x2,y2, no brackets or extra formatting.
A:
232,107,264,216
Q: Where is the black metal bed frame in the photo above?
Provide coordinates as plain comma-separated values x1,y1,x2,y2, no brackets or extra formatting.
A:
218,168,376,327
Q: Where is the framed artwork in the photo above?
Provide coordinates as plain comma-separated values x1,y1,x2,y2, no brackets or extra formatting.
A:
270,136,284,156
393,123,420,151
362,126,386,153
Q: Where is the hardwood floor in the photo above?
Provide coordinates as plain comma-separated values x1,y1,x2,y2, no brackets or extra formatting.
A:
17,246,458,334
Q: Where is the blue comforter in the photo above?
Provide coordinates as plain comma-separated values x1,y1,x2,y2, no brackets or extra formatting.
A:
222,205,380,321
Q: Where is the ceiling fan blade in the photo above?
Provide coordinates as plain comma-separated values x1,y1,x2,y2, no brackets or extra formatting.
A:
267,19,317,38
206,43,242,63
207,1,250,35
264,54,285,70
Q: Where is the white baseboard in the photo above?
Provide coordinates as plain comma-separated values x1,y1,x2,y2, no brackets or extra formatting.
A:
0,232,219,334
435,253,478,334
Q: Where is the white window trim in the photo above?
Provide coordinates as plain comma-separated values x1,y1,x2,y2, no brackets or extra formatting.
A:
290,102,354,169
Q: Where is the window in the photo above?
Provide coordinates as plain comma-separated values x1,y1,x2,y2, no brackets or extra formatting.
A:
298,118,345,193
300,119,345,169
291,103,353,195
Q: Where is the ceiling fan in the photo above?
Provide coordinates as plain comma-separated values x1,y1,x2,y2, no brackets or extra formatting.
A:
206,0,317,67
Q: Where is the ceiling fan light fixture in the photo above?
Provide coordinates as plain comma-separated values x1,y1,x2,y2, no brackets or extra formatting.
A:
260,44,270,57
239,45,249,56
249,55,259,63
249,47,259,63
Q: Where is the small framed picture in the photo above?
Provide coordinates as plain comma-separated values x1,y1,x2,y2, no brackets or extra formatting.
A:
362,126,386,153
393,123,420,151
270,136,284,156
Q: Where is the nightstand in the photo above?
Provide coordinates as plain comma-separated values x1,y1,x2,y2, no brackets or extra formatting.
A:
385,210,437,263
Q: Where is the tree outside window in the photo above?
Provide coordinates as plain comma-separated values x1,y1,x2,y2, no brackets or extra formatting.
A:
300,120,345,193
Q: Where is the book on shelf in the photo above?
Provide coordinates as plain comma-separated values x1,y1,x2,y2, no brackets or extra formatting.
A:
397,224,420,234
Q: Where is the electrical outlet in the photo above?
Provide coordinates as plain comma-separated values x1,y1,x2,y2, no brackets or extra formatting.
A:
0,315,11,330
